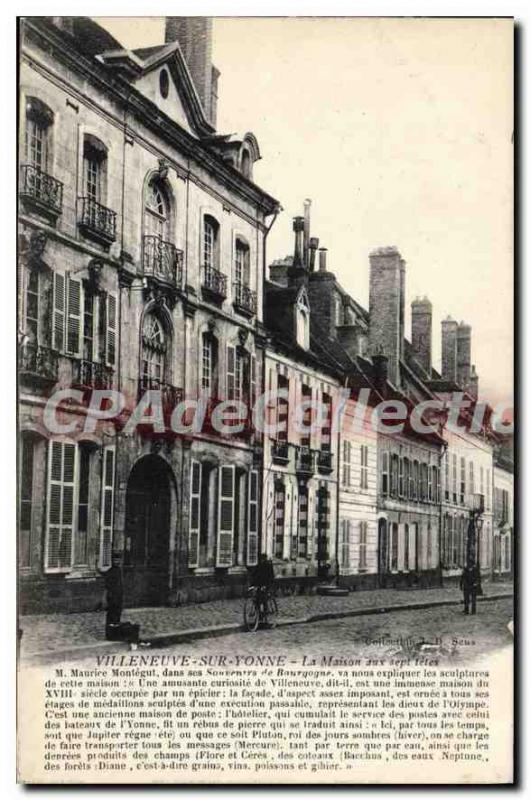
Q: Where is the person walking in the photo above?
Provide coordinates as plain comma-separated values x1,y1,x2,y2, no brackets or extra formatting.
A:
251,554,275,624
460,563,479,615
100,552,147,647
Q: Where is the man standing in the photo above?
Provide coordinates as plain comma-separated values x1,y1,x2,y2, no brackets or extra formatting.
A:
460,563,479,615
103,552,124,640
251,554,275,623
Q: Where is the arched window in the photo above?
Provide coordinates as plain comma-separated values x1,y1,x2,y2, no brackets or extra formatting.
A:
234,238,250,286
141,313,168,389
240,148,251,178
83,135,107,204
144,179,170,240
25,97,54,171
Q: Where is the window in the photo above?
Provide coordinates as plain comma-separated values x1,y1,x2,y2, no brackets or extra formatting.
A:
390,454,399,497
45,441,77,572
316,486,330,564
426,522,432,568
82,291,95,362
19,435,35,568
421,463,429,502
404,524,409,571
234,239,250,287
381,451,389,496
460,457,466,504
145,179,170,240
247,470,259,567
83,136,107,205
25,97,53,170
403,458,410,499
99,446,115,569
141,314,168,389
159,68,170,98
428,465,433,502
300,385,312,449
240,148,251,178
340,519,350,568
469,461,475,496
25,269,39,345
298,486,309,559
343,440,352,486
335,295,343,326
201,332,218,397
360,445,369,490
452,453,457,503
227,345,253,404
391,523,398,571
444,452,450,501
274,481,286,559
276,375,289,443
217,465,236,568
359,521,368,570
204,215,219,269
486,468,491,511
412,460,419,501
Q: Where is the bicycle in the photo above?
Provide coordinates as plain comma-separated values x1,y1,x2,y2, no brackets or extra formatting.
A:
243,585,278,632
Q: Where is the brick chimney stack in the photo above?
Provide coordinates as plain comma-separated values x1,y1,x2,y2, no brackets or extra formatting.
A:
441,316,458,382
368,246,405,387
411,296,432,377
287,217,308,288
469,365,479,399
456,322,472,391
165,17,219,127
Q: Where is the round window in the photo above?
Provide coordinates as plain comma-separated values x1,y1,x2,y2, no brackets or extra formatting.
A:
159,69,169,99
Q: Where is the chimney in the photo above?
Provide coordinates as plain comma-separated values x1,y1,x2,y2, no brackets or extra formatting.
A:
469,365,479,399
303,199,311,269
372,348,389,394
308,237,319,272
287,217,307,287
165,18,219,127
441,316,458,382
368,246,405,387
411,296,432,377
457,322,472,391
318,248,328,272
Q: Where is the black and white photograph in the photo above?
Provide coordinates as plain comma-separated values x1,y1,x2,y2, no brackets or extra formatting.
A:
14,10,514,785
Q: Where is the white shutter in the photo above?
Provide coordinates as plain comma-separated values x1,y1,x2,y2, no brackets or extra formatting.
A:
99,445,115,568
106,293,117,367
188,460,202,568
226,345,236,401
66,274,82,356
250,353,257,407
45,441,76,572
217,464,235,567
306,485,314,558
52,272,66,352
247,469,259,566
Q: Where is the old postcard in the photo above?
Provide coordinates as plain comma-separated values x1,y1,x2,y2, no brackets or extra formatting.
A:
17,15,514,784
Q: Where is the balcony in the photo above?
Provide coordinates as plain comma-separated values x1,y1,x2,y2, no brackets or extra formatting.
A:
19,343,59,385
295,446,315,477
202,265,227,305
142,236,183,288
233,281,257,318
137,377,184,409
317,450,333,474
271,439,289,465
78,197,117,245
19,164,63,221
73,359,114,390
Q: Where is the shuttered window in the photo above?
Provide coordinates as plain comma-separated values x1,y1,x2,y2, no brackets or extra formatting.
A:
216,465,235,567
45,441,77,572
188,460,202,568
226,345,235,401
99,445,115,568
342,440,351,486
66,274,82,356
360,445,369,490
340,519,350,568
19,436,35,568
381,451,389,496
297,486,309,559
106,293,117,366
247,469,259,566
359,521,368,570
52,272,66,352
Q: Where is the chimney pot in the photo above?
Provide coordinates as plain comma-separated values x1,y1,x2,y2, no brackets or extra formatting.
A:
318,247,328,272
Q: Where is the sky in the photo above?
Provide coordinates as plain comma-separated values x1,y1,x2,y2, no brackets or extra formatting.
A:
95,17,513,409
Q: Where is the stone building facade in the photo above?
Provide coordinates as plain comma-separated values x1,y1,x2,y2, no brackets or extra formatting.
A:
18,16,279,613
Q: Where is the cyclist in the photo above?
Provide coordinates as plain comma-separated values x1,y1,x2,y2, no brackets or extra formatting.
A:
251,554,275,624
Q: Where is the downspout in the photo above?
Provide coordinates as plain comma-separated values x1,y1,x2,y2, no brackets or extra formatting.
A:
438,439,448,587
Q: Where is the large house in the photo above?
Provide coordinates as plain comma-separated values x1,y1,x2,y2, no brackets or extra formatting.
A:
18,16,279,613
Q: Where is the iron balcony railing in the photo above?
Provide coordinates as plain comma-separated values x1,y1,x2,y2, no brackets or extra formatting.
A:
295,445,316,476
78,197,117,242
20,164,63,215
142,235,183,287
202,265,227,300
138,377,184,409
233,281,257,316
73,359,114,390
19,342,59,383
317,450,333,474
271,439,290,464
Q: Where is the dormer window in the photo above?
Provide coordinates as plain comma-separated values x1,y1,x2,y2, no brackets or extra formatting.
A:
241,149,251,179
296,291,310,349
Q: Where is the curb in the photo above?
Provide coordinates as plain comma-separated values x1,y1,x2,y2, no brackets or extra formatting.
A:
23,591,513,663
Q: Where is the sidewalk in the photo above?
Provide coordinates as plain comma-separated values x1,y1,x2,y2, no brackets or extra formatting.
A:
19,580,513,661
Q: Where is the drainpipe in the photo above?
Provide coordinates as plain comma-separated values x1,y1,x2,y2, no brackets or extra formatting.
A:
335,426,341,587
438,441,448,587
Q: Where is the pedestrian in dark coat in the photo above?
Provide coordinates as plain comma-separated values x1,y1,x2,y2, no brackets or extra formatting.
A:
103,552,124,638
460,564,479,615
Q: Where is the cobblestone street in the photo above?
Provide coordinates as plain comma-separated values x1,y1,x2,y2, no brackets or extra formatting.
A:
20,580,513,661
